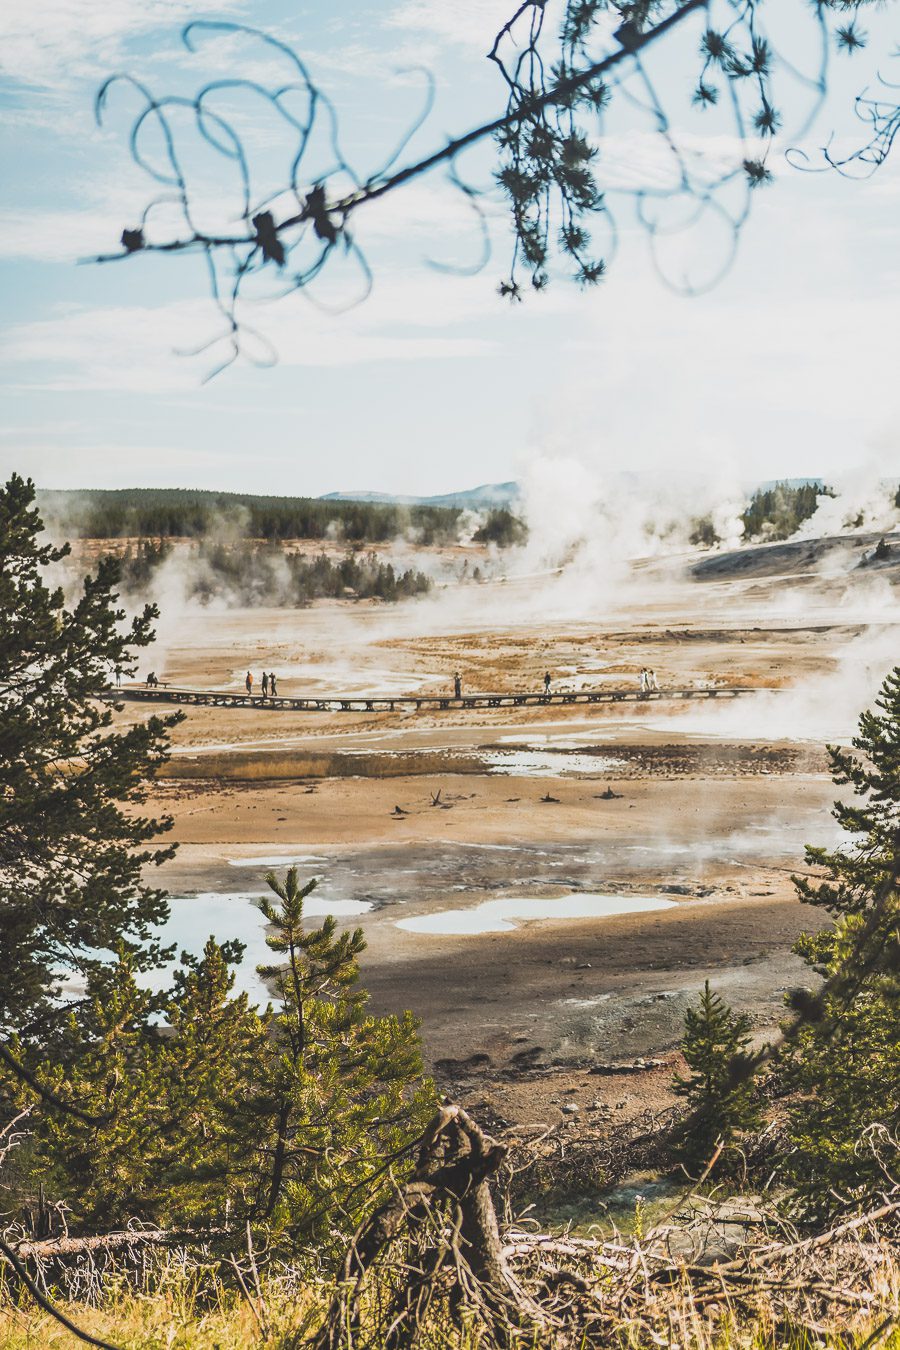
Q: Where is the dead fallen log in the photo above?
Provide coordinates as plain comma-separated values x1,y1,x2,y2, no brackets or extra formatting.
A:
12,1227,221,1261
501,1231,635,1273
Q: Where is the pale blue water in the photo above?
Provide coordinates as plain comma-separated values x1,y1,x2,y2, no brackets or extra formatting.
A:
149,891,371,1005
396,892,675,936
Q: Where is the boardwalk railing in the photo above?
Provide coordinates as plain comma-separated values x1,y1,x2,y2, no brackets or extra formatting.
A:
105,684,760,714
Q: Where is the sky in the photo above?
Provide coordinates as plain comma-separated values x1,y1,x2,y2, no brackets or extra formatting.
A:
1,0,899,498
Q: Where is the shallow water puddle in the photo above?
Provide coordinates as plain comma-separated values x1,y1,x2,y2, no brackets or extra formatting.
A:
482,750,626,777
153,892,372,1004
228,854,326,869
396,893,675,936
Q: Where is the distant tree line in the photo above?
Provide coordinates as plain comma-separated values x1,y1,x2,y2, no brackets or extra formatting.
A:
117,538,432,605
116,538,170,588
690,481,833,548
740,481,831,541
40,488,466,546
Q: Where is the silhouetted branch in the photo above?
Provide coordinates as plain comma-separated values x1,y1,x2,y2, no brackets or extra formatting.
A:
788,69,900,178
83,2,882,377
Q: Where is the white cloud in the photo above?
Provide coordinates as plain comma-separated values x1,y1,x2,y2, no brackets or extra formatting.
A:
299,35,441,85
0,0,243,90
1,440,229,489
530,254,900,482
0,180,159,263
385,0,517,52
0,262,507,390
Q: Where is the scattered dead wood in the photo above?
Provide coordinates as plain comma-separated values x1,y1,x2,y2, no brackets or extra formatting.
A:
4,1180,898,1349
0,1233,124,1350
493,1195,900,1346
306,1101,900,1349
505,1106,680,1207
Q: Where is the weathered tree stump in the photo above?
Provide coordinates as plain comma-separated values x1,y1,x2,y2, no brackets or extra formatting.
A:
311,1103,547,1349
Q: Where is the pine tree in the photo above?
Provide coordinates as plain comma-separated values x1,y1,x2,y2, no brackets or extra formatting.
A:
783,994,898,1221
20,940,270,1229
155,939,271,1223
794,666,900,941
783,666,900,1217
0,473,182,1044
20,951,160,1223
7,866,433,1242
252,869,434,1245
673,981,761,1170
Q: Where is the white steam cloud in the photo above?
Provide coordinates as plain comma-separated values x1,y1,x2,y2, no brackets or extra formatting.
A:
794,462,900,541
39,453,900,729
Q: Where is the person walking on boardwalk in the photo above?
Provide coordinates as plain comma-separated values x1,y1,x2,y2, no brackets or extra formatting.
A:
246,671,254,697
270,672,277,696
543,671,551,696
262,671,269,698
639,668,648,696
454,672,462,699
648,669,659,693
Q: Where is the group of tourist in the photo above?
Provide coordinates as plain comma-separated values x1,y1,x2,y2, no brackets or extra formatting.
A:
245,671,279,698
138,666,661,701
639,667,660,695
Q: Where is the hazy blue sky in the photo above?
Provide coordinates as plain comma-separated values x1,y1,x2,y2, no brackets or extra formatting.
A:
1,0,898,497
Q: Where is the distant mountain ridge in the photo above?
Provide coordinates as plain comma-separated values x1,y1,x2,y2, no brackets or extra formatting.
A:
320,482,520,510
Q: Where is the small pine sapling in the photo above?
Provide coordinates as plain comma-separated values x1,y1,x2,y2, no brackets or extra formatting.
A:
253,868,435,1245
673,981,761,1171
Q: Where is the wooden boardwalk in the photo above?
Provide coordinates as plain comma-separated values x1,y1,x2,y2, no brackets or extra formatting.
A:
108,684,759,714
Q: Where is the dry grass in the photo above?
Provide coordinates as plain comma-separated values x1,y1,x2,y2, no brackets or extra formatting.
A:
0,1296,266,1348
1,1290,898,1350
159,747,479,782
0,1263,318,1349
2,1231,900,1350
